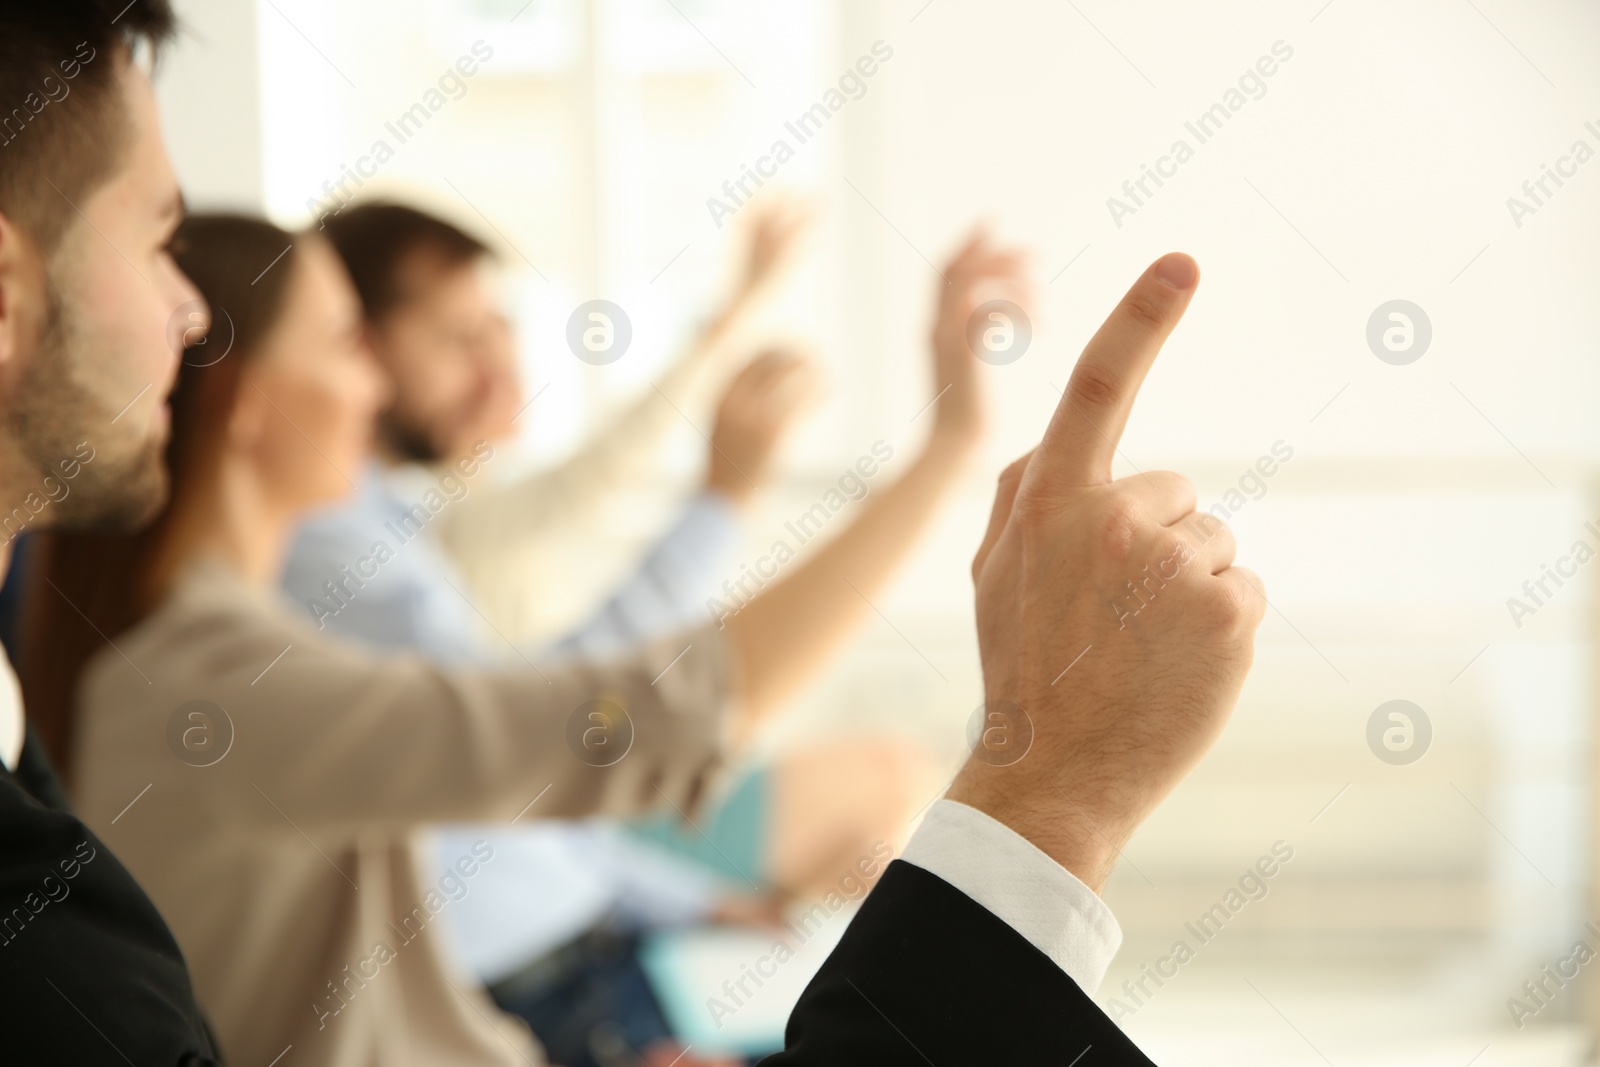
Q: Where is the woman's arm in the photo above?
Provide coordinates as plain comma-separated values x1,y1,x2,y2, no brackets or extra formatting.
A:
73,569,739,833
726,230,1035,721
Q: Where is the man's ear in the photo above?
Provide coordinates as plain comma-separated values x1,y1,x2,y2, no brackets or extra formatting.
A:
0,210,47,385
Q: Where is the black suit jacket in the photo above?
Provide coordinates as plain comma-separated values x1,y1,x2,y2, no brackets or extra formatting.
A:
767,860,1155,1065
0,730,220,1065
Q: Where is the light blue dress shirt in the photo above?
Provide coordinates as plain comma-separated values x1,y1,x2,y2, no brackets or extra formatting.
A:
282,470,482,662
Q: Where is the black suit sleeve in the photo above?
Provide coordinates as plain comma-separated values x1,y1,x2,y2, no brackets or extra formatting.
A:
764,860,1155,1066
0,732,221,1065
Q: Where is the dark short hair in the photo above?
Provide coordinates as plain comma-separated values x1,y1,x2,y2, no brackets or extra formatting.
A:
323,202,492,322
0,0,178,254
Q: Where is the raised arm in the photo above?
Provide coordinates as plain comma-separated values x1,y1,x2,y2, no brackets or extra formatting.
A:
548,347,822,660
723,230,1032,722
73,580,740,835
435,203,812,640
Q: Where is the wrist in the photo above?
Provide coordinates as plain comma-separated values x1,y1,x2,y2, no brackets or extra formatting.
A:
946,761,1133,894
704,470,755,507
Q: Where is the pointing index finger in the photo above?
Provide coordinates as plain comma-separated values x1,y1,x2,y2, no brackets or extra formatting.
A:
1034,253,1199,486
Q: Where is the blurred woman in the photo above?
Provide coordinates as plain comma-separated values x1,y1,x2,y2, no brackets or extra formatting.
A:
20,214,1027,1067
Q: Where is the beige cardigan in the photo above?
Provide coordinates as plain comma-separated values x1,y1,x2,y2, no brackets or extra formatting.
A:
72,559,732,1067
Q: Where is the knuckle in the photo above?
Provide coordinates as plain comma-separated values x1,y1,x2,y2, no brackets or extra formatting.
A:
996,457,1028,494
969,551,986,585
1214,581,1249,624
1011,490,1052,533
1118,293,1167,333
1240,567,1264,594
1235,568,1266,611
1209,573,1259,631
1096,497,1142,560
1151,471,1197,514
1151,531,1190,571
1165,471,1197,502
1066,361,1123,411
1181,510,1229,547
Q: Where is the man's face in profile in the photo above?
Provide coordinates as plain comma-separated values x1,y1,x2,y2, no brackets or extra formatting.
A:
8,53,198,531
370,255,522,464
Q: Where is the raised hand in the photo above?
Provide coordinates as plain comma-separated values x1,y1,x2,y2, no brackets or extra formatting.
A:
705,348,824,505
686,200,815,382
927,227,1035,447
948,253,1266,893
735,198,814,306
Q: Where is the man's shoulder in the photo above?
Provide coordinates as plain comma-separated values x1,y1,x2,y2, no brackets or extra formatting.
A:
0,739,220,1064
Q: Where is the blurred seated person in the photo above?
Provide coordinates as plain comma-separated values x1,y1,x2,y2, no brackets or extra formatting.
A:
284,203,947,1064
303,200,811,652
22,212,1025,1066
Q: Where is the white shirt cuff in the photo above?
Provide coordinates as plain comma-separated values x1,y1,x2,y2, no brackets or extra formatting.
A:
0,640,23,771
899,799,1122,994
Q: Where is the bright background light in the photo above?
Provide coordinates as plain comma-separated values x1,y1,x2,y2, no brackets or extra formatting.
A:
155,2,1600,1062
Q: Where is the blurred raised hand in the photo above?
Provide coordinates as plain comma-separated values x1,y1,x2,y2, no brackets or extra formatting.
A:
705,347,824,506
734,198,815,307
927,227,1036,448
673,198,817,403
718,227,1019,718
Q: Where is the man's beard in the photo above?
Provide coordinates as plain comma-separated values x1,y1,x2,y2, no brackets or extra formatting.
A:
379,406,446,465
9,283,169,533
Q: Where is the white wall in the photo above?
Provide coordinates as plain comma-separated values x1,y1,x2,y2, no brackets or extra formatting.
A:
155,0,267,212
